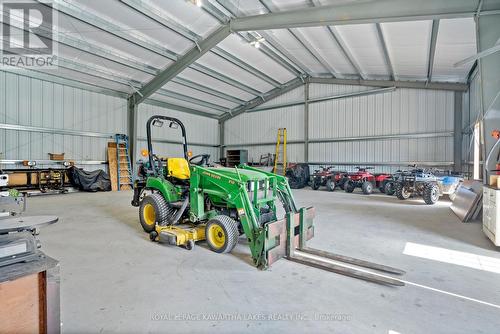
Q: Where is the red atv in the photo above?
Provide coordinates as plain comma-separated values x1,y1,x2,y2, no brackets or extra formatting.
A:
310,166,348,191
344,167,392,195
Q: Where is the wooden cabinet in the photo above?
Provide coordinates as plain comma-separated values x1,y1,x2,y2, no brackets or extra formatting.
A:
0,256,60,334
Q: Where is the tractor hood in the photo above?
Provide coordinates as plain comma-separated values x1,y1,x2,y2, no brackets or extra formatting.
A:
206,167,271,182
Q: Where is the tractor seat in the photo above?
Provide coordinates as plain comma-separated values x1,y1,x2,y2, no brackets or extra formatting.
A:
167,158,190,180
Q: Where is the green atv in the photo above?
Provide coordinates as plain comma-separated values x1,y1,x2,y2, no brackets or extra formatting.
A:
131,115,314,269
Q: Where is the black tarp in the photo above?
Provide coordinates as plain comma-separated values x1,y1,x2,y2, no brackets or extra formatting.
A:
286,163,310,189
68,167,111,192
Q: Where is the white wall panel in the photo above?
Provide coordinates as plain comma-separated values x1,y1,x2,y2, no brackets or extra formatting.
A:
224,83,456,171
0,71,126,171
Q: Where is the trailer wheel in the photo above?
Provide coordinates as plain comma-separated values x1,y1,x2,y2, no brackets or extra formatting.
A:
395,183,411,200
361,181,373,194
344,180,355,193
139,193,172,233
206,215,239,253
423,183,440,205
326,179,336,192
384,181,395,196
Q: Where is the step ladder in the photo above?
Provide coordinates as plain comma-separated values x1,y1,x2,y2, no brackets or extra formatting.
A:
273,128,287,175
115,134,133,191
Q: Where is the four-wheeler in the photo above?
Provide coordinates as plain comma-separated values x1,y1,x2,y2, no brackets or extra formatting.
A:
393,166,462,205
343,167,392,195
130,115,405,285
310,166,348,191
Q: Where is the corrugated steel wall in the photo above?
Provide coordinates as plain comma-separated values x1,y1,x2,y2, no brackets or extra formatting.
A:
225,86,305,163
225,83,455,173
0,71,126,171
136,103,219,162
0,71,220,173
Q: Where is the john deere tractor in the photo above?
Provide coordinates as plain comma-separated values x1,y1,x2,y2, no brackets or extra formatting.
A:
131,115,315,269
131,115,405,285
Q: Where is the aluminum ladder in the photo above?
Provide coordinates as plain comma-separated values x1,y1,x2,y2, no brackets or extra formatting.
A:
115,134,133,191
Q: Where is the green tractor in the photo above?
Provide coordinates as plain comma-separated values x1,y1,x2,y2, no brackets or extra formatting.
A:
131,115,404,285
131,115,313,269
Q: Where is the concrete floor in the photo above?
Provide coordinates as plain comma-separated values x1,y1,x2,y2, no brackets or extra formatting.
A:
29,189,500,334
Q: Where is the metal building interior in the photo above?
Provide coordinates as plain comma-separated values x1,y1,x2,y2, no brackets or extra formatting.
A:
0,0,500,333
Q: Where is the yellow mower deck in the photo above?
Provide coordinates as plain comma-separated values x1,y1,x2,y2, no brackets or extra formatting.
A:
152,224,206,250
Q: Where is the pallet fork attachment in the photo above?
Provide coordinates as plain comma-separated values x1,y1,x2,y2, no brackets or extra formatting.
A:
264,207,405,286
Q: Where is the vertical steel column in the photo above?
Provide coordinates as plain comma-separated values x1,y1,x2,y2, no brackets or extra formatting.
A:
219,120,225,161
454,91,463,173
477,12,500,182
127,96,138,172
304,82,310,163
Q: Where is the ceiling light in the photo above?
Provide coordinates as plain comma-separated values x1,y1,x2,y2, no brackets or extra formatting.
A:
250,36,265,49
195,0,202,7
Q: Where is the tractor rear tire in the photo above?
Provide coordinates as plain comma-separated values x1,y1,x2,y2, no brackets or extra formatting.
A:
326,179,336,192
206,215,239,254
423,183,440,205
344,180,355,193
384,181,395,196
395,183,411,200
361,181,373,195
139,193,172,233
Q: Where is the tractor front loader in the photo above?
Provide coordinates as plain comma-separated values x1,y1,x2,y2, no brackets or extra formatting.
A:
132,115,405,286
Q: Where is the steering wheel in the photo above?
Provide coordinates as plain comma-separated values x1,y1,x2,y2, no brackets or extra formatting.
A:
189,154,210,166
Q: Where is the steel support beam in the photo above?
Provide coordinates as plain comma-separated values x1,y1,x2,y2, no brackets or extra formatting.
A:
5,6,243,106
120,0,280,88
219,77,304,121
204,0,305,76
308,77,468,91
43,0,261,99
136,137,218,148
248,87,396,113
304,82,310,162
257,0,336,76
223,131,454,147
54,56,229,115
375,23,396,80
454,91,463,172
128,96,138,169
477,11,500,181
219,120,225,160
230,0,500,31
427,20,440,82
133,25,231,104
308,0,364,79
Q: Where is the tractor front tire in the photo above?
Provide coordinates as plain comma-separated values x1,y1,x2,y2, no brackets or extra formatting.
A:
395,183,411,200
344,180,355,193
326,179,336,192
384,181,395,196
423,183,440,205
206,215,239,254
361,181,373,195
139,193,171,233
